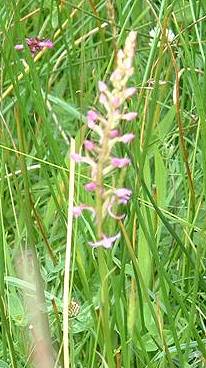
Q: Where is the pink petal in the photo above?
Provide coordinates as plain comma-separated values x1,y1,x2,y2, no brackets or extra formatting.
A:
71,153,95,167
15,44,24,51
73,206,83,218
87,110,98,123
119,133,135,143
85,182,97,191
88,233,121,249
71,153,82,162
114,188,132,203
111,96,121,108
84,140,95,151
124,87,136,99
111,157,131,168
122,112,138,121
99,93,107,105
110,129,120,138
110,70,122,82
98,81,107,92
73,205,95,218
38,39,53,48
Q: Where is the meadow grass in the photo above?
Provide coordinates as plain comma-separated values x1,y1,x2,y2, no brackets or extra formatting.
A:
0,1,206,367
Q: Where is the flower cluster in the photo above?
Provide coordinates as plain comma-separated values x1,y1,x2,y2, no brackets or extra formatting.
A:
15,37,53,56
72,31,137,248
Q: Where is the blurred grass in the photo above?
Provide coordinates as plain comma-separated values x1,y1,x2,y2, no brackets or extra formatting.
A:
0,0,206,367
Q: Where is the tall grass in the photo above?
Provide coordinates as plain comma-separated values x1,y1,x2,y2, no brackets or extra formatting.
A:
0,1,206,367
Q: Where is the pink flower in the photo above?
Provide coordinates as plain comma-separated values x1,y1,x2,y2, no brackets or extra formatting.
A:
99,93,109,110
71,153,82,162
98,81,107,92
110,129,120,138
119,133,135,143
122,112,138,121
87,110,98,124
15,37,53,55
15,44,24,51
114,188,132,204
88,233,121,249
73,205,95,218
124,87,136,99
85,182,97,191
38,40,53,48
110,70,122,82
84,140,95,151
71,153,96,167
73,206,83,218
111,157,131,168
111,96,121,108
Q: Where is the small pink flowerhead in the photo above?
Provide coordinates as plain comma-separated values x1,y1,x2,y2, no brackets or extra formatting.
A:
122,112,138,121
71,153,82,162
38,39,53,48
110,129,120,138
110,70,122,82
15,44,24,51
124,87,136,99
87,110,98,123
98,81,107,92
99,93,108,106
84,140,95,151
85,182,97,192
111,157,131,168
73,206,83,218
16,37,53,56
114,188,132,204
88,233,121,249
111,96,121,108
73,204,95,218
120,133,135,143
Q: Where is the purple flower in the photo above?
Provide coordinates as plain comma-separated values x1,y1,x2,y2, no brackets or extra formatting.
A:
73,205,95,218
88,233,121,249
124,87,136,99
99,93,109,109
114,188,132,204
98,81,107,92
122,112,138,121
85,182,97,191
87,110,98,124
110,70,122,82
111,96,121,108
71,153,95,167
73,32,137,245
38,40,53,48
73,206,83,218
119,133,135,143
111,157,131,168
15,44,24,51
15,37,53,55
110,129,120,138
84,140,95,151
71,153,82,162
